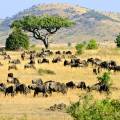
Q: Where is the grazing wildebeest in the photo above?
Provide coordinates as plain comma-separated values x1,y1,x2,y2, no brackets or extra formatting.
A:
66,81,76,89
77,81,86,90
8,64,17,70
9,59,21,64
0,83,6,91
71,63,80,68
4,86,15,96
99,83,109,94
45,81,68,95
21,52,25,60
29,59,35,64
4,55,11,60
41,58,49,64
55,51,61,55
15,83,29,95
32,79,43,85
65,51,72,55
24,64,36,69
52,57,62,63
7,77,20,84
8,73,14,78
64,60,71,66
93,68,97,75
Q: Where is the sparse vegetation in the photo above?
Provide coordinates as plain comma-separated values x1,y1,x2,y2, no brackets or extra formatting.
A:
38,68,55,75
75,43,85,54
86,39,98,49
67,94,120,120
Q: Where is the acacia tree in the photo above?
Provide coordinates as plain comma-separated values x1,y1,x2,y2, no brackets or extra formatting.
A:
11,15,74,48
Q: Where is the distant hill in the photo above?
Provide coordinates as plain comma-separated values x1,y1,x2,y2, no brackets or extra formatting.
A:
0,3,120,45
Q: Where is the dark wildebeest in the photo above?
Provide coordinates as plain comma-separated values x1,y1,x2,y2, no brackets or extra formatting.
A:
15,83,29,95
55,51,61,55
41,58,49,64
21,52,25,60
77,81,86,90
64,60,71,66
4,86,15,96
0,83,6,91
66,81,76,89
52,57,62,63
8,73,14,78
66,51,72,55
29,59,35,65
99,83,109,94
93,68,97,75
8,64,17,70
24,64,36,69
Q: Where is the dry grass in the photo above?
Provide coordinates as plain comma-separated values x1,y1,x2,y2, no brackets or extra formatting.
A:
0,44,120,119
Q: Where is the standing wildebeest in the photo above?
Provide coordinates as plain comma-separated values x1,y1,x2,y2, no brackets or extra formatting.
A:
52,57,62,63
24,64,36,69
64,60,71,66
32,79,43,85
77,81,86,90
66,81,76,89
4,85,15,96
7,77,20,84
8,73,14,78
8,64,17,70
41,58,49,64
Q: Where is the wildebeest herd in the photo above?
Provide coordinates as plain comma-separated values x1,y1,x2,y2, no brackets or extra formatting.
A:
0,48,119,97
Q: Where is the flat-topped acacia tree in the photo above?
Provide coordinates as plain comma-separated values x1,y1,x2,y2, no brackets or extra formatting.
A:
11,15,75,48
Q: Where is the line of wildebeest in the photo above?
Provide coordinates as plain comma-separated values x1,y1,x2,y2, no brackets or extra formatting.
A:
0,48,119,97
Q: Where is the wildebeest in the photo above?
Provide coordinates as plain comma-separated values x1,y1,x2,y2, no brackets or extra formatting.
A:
4,85,15,96
7,77,20,84
52,57,62,63
77,81,86,90
8,64,17,70
24,64,36,69
66,81,76,89
15,83,29,95
64,60,71,66
29,59,35,64
41,58,49,64
8,73,14,78
32,79,43,85
55,51,61,55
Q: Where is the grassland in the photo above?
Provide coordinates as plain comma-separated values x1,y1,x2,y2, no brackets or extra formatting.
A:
0,43,120,120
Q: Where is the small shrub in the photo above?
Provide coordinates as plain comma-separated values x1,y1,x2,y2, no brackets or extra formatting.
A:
67,94,120,120
38,68,55,75
115,33,120,47
87,39,98,49
97,72,111,86
75,43,85,54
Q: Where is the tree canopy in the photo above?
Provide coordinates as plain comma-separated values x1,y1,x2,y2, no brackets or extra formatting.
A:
11,15,75,48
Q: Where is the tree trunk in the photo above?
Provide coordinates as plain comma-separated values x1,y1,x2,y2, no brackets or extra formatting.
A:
42,38,49,49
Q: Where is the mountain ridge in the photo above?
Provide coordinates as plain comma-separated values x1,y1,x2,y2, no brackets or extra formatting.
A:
0,3,120,44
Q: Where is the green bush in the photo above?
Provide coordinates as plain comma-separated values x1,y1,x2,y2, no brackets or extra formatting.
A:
67,94,120,120
75,43,85,54
115,33,120,47
87,39,98,49
6,28,29,50
97,72,111,86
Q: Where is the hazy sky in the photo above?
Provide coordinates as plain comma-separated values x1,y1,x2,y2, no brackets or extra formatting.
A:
0,0,119,18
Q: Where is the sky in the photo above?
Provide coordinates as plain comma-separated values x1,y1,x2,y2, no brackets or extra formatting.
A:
0,0,120,18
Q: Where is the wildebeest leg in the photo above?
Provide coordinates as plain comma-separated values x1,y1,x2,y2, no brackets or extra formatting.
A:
34,91,38,97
